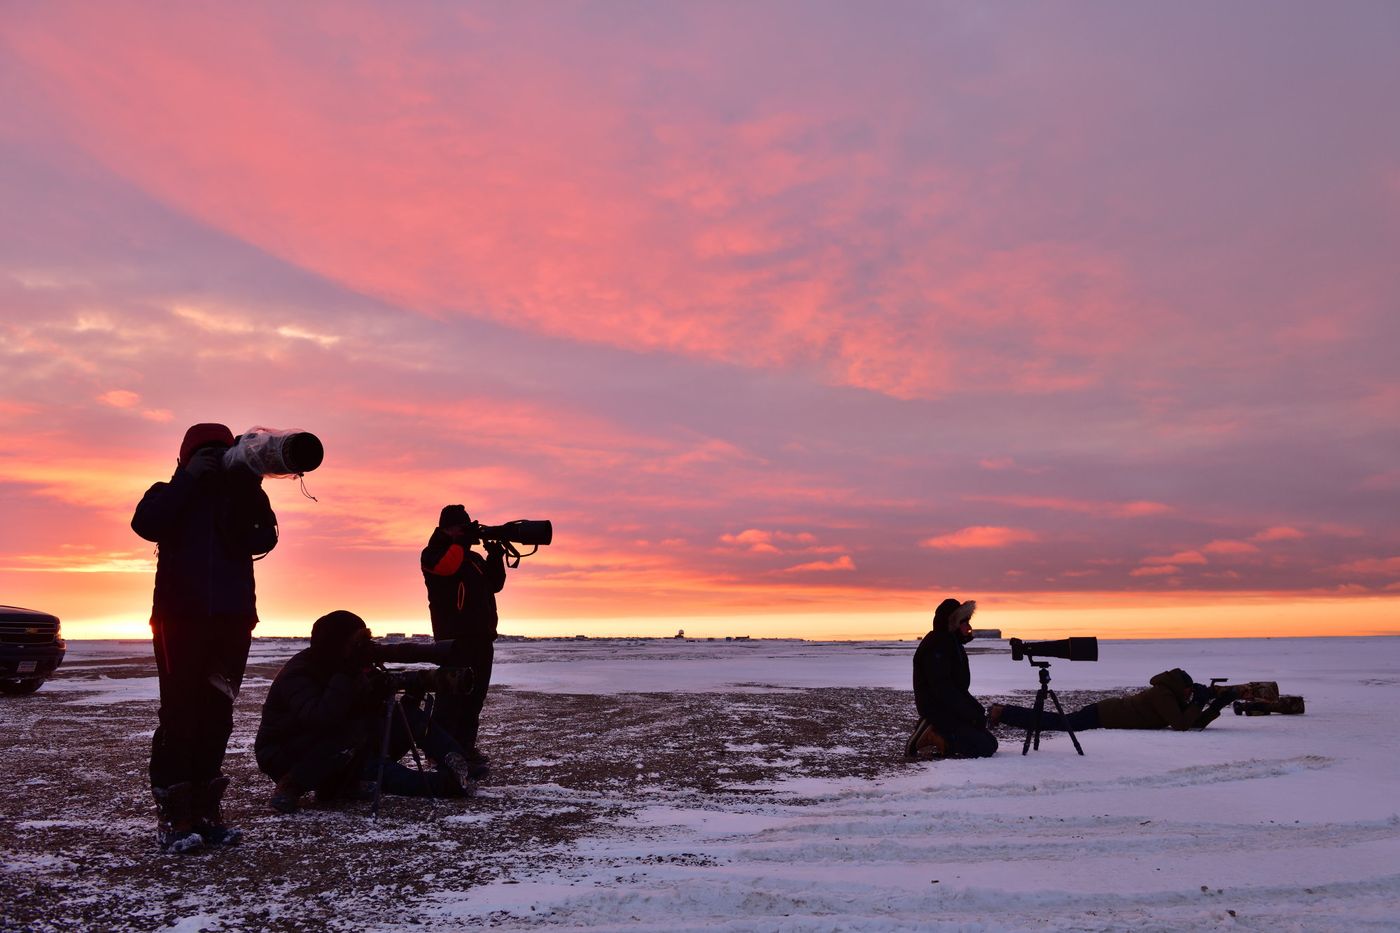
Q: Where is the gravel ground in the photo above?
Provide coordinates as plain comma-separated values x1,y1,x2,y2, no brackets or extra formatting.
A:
0,651,1121,932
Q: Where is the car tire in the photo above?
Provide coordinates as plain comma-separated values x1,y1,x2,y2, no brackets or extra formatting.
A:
0,679,43,696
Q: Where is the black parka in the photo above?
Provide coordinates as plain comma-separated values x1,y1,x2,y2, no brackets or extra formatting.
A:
912,630,987,734
131,465,277,621
253,647,377,773
420,529,506,641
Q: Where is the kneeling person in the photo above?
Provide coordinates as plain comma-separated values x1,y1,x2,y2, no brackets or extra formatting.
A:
989,669,1246,733
254,610,476,812
907,598,998,759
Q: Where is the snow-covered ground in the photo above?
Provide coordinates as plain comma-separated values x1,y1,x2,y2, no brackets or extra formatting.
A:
5,637,1398,931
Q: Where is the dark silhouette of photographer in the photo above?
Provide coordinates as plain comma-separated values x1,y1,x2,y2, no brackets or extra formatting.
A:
906,598,999,759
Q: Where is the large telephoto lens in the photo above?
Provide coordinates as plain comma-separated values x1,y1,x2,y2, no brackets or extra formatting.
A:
477,520,553,547
281,431,324,474
1010,636,1098,662
370,639,456,665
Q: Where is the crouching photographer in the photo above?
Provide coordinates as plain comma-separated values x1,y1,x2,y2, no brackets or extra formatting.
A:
253,610,477,814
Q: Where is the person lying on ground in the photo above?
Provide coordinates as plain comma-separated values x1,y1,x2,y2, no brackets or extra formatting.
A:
905,598,998,759
988,669,1256,733
253,610,477,813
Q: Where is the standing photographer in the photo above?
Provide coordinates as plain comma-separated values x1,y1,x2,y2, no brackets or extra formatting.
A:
421,504,506,778
131,423,278,853
906,598,998,759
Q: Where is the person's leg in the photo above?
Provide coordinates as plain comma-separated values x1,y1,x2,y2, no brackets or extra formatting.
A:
184,617,254,845
287,733,362,794
947,726,999,758
996,704,1084,732
149,618,208,852
408,703,465,761
262,731,363,813
431,689,469,751
358,758,459,798
150,618,202,789
1065,703,1101,732
402,701,477,794
459,640,494,756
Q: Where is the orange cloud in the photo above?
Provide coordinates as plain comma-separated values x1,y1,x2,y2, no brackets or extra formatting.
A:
780,555,855,573
1143,550,1207,566
1336,557,1400,575
1252,526,1305,542
1202,539,1260,556
97,389,140,409
968,494,1172,518
1130,565,1180,577
1,4,1138,401
921,526,1039,549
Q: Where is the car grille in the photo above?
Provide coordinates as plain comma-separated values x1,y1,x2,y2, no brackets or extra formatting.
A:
0,620,58,645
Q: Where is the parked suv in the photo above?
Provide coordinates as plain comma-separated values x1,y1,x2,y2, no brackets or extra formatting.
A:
0,605,67,695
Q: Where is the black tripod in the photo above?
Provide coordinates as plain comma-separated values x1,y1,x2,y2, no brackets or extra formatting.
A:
369,692,437,817
1020,661,1086,756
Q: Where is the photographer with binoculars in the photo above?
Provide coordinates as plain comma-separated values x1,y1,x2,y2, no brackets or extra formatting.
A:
421,504,552,779
989,668,1251,733
254,611,478,814
906,598,999,759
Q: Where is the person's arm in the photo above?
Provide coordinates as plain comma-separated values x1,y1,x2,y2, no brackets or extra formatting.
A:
1146,687,1210,731
1185,685,1235,730
247,485,278,555
228,475,279,555
132,448,224,542
914,637,968,727
482,542,507,592
280,668,367,731
131,472,197,542
422,528,465,576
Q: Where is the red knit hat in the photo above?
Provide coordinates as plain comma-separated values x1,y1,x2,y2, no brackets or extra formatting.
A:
178,423,234,465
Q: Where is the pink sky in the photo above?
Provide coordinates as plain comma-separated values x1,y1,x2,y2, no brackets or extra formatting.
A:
2,3,1398,639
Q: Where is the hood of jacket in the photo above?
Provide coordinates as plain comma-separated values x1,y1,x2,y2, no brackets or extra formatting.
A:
1149,669,1193,704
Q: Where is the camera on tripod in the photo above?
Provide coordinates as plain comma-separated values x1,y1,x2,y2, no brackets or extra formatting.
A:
1009,637,1098,663
368,639,473,696
1006,635,1098,756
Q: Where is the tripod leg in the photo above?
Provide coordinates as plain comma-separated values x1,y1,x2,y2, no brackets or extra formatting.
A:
1022,686,1047,755
394,697,436,799
1046,688,1085,756
371,696,395,817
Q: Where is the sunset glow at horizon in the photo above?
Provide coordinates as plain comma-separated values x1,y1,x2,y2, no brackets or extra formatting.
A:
3,3,1398,642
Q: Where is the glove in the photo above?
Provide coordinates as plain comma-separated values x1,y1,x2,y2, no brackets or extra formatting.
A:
484,540,506,557
183,447,224,480
432,666,473,695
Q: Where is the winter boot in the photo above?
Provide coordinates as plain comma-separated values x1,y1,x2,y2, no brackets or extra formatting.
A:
153,782,204,854
904,719,948,759
441,752,479,797
269,775,303,814
194,775,242,846
465,748,492,780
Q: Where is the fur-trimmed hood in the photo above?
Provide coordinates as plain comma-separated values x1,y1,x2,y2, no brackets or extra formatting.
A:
932,598,976,632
